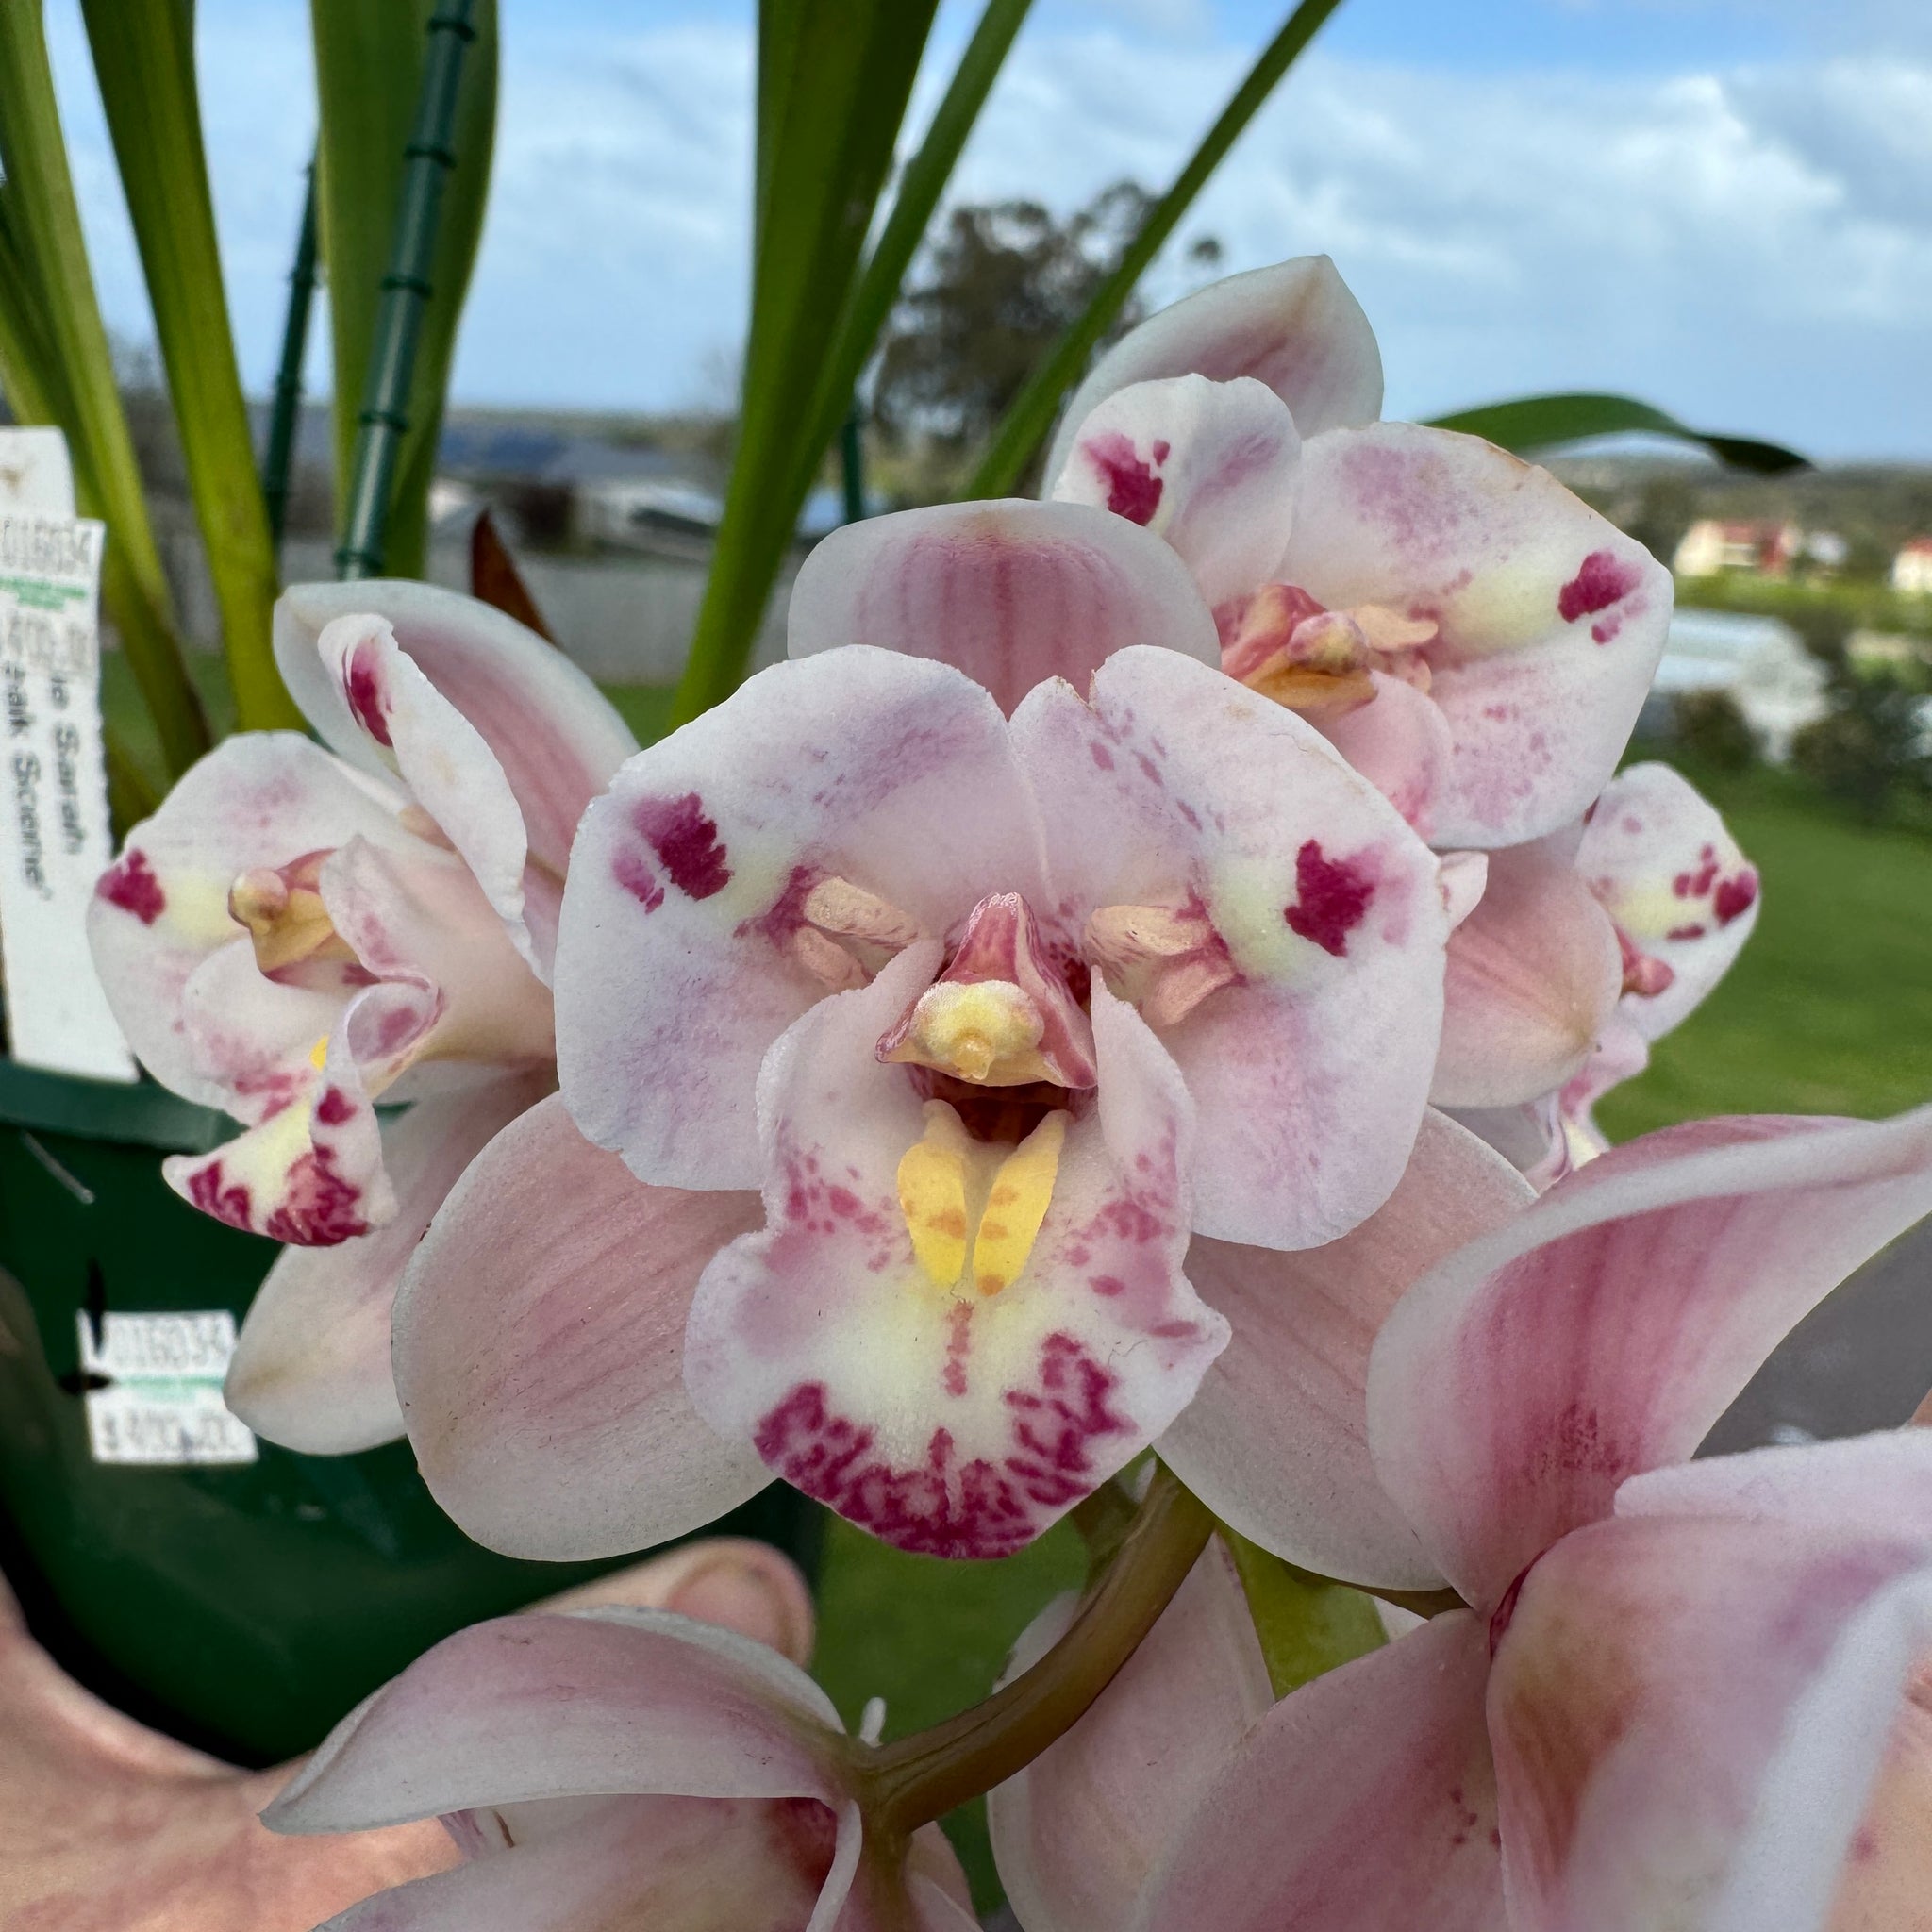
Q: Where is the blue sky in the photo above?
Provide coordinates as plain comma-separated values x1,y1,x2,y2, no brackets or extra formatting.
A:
42,0,1932,459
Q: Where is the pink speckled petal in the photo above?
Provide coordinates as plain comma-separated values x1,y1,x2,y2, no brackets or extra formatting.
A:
1432,833,1623,1110
1042,256,1382,490
266,1607,847,1837
1368,1105,1932,1609
1160,1110,1533,1589
276,579,637,878
305,1794,842,1932
1617,1431,1932,1540
788,499,1219,714
1050,375,1301,608
1282,425,1672,848
88,732,408,1111
1488,1504,1932,1932
225,1073,551,1454
683,949,1226,1559
1014,647,1451,1249
1134,1612,1503,1932
989,1539,1272,1932
557,648,1045,1192
1576,762,1760,1041
1312,670,1456,841
393,1092,770,1561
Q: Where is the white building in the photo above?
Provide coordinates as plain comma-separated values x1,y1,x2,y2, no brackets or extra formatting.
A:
1892,538,1932,596
1646,608,1829,761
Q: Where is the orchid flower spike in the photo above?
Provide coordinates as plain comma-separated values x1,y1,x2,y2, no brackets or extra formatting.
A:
1441,762,1760,1186
88,582,636,1453
397,545,1462,1559
264,1607,975,1931
991,1102,1932,1931
1040,256,1674,852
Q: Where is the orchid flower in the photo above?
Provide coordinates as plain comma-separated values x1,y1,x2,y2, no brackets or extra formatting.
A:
991,1102,1932,1930
88,581,636,1452
1441,761,1760,1185
395,525,1461,1559
1040,255,1674,854
262,1607,976,1931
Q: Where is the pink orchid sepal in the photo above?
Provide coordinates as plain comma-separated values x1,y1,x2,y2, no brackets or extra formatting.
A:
264,1606,975,1931
89,580,635,1453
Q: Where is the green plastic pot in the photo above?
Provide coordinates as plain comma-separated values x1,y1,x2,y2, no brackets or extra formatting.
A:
0,1058,819,1765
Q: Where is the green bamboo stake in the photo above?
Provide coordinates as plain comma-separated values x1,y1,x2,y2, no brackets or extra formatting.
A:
263,161,322,553
839,400,867,524
335,0,477,579
966,0,1346,498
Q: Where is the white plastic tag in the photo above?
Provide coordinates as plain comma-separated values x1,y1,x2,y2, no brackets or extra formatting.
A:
0,428,137,1082
76,1309,258,1466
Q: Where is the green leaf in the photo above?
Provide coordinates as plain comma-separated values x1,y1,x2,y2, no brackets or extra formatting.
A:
1224,1529,1386,1699
965,0,1346,499
1423,392,1807,475
671,0,942,726
310,0,497,580
80,0,302,733
0,1,208,778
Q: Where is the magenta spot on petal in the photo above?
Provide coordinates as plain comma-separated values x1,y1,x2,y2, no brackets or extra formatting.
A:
344,642,393,746
633,793,730,900
612,847,664,911
185,1160,253,1230
1152,439,1171,463
827,1185,861,1218
314,1085,356,1126
1083,430,1163,525
1089,741,1114,772
1090,1274,1126,1298
1666,924,1707,942
96,849,165,924
1714,870,1757,925
944,1301,972,1399
1284,840,1374,958
1557,549,1640,624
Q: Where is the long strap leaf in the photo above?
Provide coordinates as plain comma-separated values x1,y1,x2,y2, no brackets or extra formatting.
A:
262,161,322,554
0,1,208,777
81,0,302,732
1424,391,1806,474
312,0,496,581
672,0,1012,725
966,0,1346,499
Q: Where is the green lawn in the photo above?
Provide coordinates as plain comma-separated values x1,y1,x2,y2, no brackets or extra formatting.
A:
812,758,1932,1914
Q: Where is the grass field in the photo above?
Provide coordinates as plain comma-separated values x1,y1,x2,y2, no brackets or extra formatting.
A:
810,753,1932,1914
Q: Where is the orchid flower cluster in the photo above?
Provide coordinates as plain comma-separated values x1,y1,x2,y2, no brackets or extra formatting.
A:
88,258,1932,1932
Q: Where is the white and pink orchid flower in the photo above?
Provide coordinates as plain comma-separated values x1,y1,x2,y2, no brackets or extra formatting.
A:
394,531,1461,1559
88,581,635,1452
263,1607,975,1931
1044,256,1674,852
1442,761,1760,1184
991,1102,1932,1931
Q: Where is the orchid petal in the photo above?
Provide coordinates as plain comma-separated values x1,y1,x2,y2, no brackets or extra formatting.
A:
393,1093,771,1561
1049,375,1301,608
1042,256,1382,490
1312,669,1456,841
1442,1093,1574,1193
557,649,1044,1191
1282,425,1671,848
1576,762,1760,1041
88,732,408,1110
276,579,637,877
1160,1110,1533,1588
1134,1613,1503,1932
1368,1106,1932,1609
788,498,1219,715
268,1607,844,1835
989,1540,1273,1932
1431,834,1623,1110
309,1795,839,1932
226,1074,550,1454
1014,647,1450,1248
1487,1508,1932,1932
683,950,1226,1558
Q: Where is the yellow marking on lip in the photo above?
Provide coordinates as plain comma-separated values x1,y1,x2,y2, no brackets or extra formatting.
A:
896,1101,973,1289
308,1035,329,1072
896,1103,1069,1296
971,1111,1066,1297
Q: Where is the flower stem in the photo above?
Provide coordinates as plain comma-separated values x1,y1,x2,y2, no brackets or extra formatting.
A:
861,1463,1213,1834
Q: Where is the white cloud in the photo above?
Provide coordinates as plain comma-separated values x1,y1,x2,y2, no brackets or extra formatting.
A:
39,2,1932,458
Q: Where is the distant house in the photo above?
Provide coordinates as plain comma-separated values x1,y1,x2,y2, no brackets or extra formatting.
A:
1892,538,1932,596
1641,608,1828,761
1672,519,1802,578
